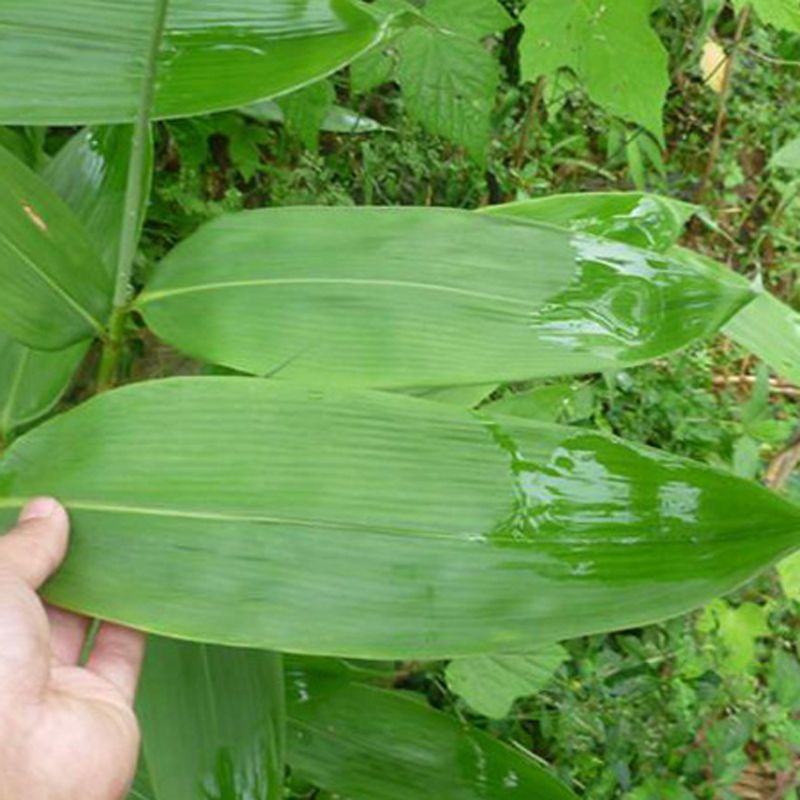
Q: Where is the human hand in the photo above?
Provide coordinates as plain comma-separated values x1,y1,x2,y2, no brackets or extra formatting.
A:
0,498,145,800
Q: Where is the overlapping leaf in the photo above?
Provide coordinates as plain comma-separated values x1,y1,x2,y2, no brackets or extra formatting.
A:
286,660,577,798
0,336,88,440
733,0,800,32
137,206,750,388
0,147,110,348
42,126,153,273
138,638,285,800
0,0,389,125
0,378,797,657
446,645,569,718
483,192,697,253
492,190,800,388
0,126,150,438
519,0,669,140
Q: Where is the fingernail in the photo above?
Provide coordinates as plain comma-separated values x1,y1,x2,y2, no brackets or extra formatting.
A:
19,497,60,522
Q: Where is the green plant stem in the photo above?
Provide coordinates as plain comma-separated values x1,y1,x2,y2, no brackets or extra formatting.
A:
98,0,168,390
96,307,128,392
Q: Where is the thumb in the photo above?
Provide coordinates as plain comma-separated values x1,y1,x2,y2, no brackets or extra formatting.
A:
0,498,70,698
0,498,69,589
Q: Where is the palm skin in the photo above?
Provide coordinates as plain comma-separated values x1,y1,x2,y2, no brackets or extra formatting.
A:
0,498,145,800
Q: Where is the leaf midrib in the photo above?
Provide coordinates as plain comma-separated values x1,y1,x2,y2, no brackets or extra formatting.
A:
137,277,536,308
0,497,787,548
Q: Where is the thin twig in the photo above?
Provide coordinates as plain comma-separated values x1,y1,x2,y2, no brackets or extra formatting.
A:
695,6,751,203
513,78,544,169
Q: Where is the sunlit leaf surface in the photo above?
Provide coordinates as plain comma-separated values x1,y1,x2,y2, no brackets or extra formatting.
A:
138,206,750,388
0,378,796,657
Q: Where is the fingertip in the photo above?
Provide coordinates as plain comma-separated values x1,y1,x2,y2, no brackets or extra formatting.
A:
19,497,67,525
1,497,70,588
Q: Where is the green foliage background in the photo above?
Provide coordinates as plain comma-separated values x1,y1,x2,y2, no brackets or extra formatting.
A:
2,0,799,796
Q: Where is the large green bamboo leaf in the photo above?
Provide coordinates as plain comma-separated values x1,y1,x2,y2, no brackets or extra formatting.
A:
138,637,285,800
483,192,697,253
137,206,751,388
0,146,110,348
0,1,389,126
286,661,576,799
486,193,800,388
0,378,797,657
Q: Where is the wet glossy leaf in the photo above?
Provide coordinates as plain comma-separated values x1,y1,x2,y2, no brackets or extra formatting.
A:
244,100,388,135
286,662,577,798
519,0,669,140
0,0,386,125
501,197,800,388
446,644,569,718
733,0,800,32
0,378,797,657
138,637,285,800
0,146,110,348
670,247,800,386
42,126,153,273
483,192,697,253
137,206,750,388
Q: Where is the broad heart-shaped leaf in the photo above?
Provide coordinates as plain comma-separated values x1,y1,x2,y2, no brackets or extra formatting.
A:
0,0,388,125
733,0,800,32
42,126,153,273
286,661,577,799
519,0,669,141
138,637,285,800
137,206,751,388
446,645,569,719
395,28,500,161
0,335,89,441
422,0,514,39
0,146,110,349
0,378,798,658
483,192,697,253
